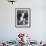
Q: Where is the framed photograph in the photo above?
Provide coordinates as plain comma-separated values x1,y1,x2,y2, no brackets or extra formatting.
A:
15,8,31,28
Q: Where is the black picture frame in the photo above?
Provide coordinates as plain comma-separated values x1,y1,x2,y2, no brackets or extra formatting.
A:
15,8,31,28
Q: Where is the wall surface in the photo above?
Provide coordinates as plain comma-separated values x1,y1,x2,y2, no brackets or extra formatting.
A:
0,0,46,42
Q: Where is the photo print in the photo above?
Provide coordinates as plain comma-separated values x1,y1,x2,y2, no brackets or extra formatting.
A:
15,8,31,28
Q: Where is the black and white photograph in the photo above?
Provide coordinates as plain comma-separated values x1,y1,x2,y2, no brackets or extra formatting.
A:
15,8,31,28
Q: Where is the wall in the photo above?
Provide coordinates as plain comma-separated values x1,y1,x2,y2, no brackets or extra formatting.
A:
0,0,46,42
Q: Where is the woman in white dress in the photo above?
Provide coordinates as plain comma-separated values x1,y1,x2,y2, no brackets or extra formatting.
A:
19,12,26,25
